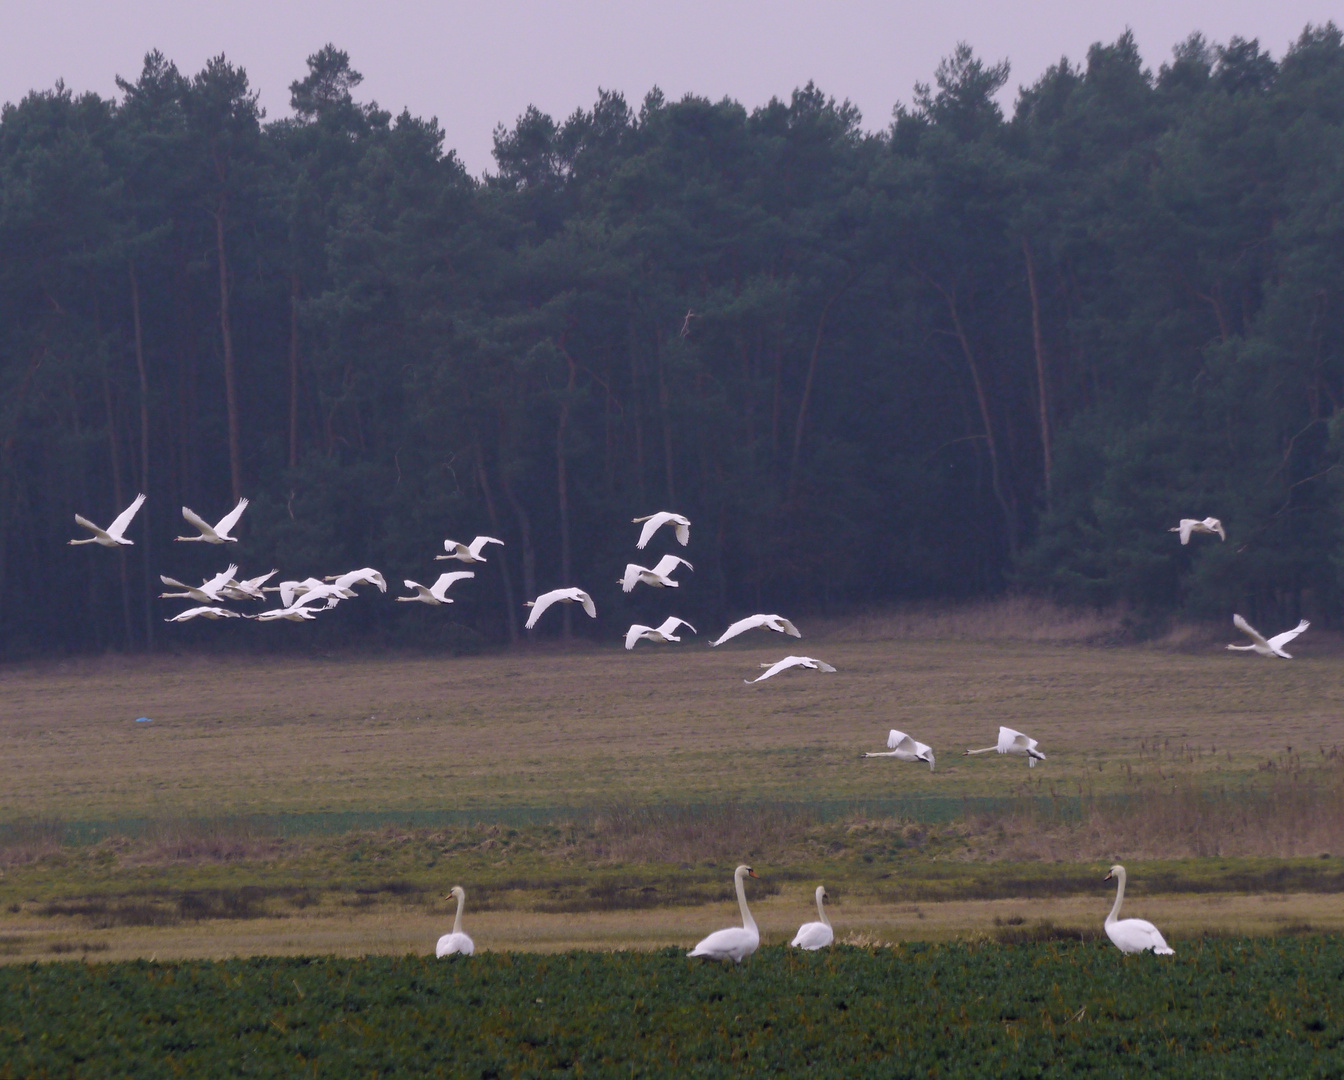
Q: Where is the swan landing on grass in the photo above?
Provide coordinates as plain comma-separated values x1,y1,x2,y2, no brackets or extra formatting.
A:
688,865,760,962
1104,865,1174,955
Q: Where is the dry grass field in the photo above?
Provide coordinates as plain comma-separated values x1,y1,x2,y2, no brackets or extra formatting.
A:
2,603,1343,960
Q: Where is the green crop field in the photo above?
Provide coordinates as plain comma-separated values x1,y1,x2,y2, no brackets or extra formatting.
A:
3,940,1343,1078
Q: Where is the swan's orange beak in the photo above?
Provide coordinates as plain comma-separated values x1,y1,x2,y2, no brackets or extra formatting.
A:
1103,871,1114,881
748,869,759,878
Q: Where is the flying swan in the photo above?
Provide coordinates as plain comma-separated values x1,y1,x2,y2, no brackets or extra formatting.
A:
325,568,388,594
964,726,1045,767
625,616,697,650
789,886,834,950
397,572,476,605
164,606,243,623
862,729,935,771
176,498,248,543
620,554,693,593
1103,865,1174,955
436,886,475,957
688,865,760,962
219,569,278,601
746,655,836,683
69,493,146,547
437,536,504,563
633,512,690,549
524,588,596,629
1227,613,1309,658
159,564,239,604
709,613,801,647
1169,517,1225,544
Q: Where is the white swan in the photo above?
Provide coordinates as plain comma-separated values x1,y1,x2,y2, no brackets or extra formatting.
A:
435,885,475,957
436,536,504,563
620,554,693,593
709,613,801,647
176,498,248,543
1227,613,1309,658
164,606,243,623
159,564,239,604
688,865,760,962
625,616,697,650
746,655,836,683
69,493,146,546
633,512,690,549
251,600,323,622
397,572,476,605
862,729,935,772
524,588,596,629
1104,865,1174,955
1169,517,1225,544
324,568,388,594
219,569,278,601
964,726,1045,767
790,886,833,950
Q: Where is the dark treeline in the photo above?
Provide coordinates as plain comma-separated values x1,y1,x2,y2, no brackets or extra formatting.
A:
5,27,1344,656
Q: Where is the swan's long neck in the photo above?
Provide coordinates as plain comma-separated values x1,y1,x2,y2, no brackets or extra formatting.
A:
816,888,830,928
735,869,757,935
452,890,465,935
965,746,997,756
1106,871,1125,926
863,750,899,757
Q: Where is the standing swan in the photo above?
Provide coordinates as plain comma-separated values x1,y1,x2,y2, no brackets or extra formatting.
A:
688,865,760,962
790,886,833,950
1103,865,1173,955
436,886,475,957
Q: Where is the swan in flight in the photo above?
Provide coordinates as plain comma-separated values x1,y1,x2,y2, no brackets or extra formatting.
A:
708,613,801,647
437,536,504,563
1169,517,1225,544
268,577,345,609
625,616,697,650
160,564,239,604
69,493,146,546
164,606,243,623
790,886,833,950
435,885,475,957
1227,613,1309,658
251,600,323,622
176,498,248,543
862,729,935,771
524,587,596,629
324,568,388,594
964,726,1046,767
688,865,760,962
620,554,693,592
747,655,836,683
1104,865,1174,955
219,569,277,601
633,512,690,549
397,572,476,605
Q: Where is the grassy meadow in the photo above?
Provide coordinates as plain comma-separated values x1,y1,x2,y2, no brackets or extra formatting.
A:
2,603,1343,961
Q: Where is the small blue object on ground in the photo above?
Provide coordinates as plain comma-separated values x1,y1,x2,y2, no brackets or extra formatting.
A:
134,717,153,723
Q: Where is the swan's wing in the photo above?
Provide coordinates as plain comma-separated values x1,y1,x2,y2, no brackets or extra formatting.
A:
442,539,466,556
202,564,239,597
1232,613,1269,648
750,657,802,682
180,506,216,539
1203,517,1225,540
815,660,836,672
657,616,695,636
107,493,147,539
674,519,690,546
886,730,916,752
634,513,673,549
577,590,597,618
710,615,765,646
159,575,191,591
621,564,643,592
244,569,278,590
1176,519,1194,544
1268,620,1309,651
214,497,249,537
773,616,802,638
74,513,112,540
430,571,475,600
651,554,691,577
468,536,503,557
525,591,560,628
625,624,650,650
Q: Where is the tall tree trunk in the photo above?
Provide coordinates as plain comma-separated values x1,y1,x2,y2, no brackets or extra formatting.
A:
214,202,243,504
288,271,301,470
475,445,518,643
788,279,850,499
101,356,133,647
129,261,154,649
655,334,676,505
499,450,536,640
556,347,577,640
921,267,1019,562
1021,237,1052,506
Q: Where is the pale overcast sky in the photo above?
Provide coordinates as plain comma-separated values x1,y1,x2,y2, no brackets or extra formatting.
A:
2,1,1338,175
